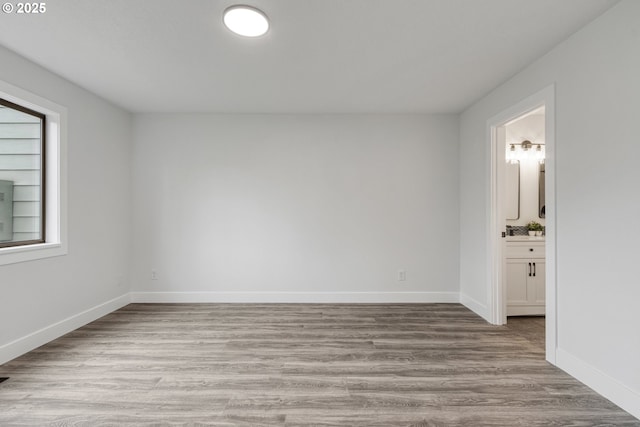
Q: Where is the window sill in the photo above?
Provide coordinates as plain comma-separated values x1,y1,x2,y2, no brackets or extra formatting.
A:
0,242,67,266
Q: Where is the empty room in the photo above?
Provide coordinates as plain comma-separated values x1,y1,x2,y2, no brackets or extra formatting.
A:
1,0,639,425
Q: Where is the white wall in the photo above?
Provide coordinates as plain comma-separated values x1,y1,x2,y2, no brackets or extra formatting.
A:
131,114,459,302
0,45,132,362
459,0,640,417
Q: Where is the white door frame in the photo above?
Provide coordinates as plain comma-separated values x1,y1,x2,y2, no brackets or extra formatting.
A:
486,84,557,365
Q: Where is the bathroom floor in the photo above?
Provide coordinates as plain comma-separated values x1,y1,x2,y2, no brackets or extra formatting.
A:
506,315,546,350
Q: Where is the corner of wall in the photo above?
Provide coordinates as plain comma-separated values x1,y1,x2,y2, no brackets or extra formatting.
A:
0,293,131,365
459,292,489,322
557,348,640,420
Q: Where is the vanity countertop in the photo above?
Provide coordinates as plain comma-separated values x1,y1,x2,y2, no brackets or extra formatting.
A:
506,236,545,242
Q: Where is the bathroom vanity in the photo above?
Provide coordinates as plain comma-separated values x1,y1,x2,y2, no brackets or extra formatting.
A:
505,237,545,316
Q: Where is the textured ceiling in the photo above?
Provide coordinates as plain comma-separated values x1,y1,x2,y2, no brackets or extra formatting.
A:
0,0,618,113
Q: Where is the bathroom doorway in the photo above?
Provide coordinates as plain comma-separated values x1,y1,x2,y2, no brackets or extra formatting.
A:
504,107,546,319
486,85,557,365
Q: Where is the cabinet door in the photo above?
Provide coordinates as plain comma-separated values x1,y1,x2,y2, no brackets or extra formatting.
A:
506,259,529,305
530,260,545,305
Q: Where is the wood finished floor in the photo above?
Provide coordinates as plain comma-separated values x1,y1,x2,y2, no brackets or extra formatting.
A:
1,304,638,426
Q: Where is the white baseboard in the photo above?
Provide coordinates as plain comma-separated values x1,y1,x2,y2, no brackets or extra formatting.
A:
130,291,460,304
556,348,640,420
0,293,131,365
459,292,489,321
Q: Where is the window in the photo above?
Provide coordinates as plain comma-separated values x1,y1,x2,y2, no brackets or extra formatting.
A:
0,98,46,248
0,79,67,265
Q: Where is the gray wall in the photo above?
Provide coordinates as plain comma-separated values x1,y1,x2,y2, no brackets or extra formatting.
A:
131,114,459,301
459,0,640,417
0,44,132,349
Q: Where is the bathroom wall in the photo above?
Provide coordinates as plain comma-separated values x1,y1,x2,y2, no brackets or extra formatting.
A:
505,112,545,228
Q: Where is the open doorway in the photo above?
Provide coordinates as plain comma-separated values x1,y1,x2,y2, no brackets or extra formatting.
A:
487,85,557,365
504,107,546,317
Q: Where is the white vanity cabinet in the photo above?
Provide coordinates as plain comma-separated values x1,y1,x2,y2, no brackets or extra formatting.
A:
506,240,545,316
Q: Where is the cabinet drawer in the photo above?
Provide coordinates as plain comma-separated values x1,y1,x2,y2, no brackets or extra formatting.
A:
506,243,545,258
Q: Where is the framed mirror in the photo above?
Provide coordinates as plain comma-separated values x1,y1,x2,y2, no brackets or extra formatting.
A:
539,163,545,218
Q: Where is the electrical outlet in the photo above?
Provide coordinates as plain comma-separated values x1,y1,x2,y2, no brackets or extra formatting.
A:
151,270,158,280
398,270,406,281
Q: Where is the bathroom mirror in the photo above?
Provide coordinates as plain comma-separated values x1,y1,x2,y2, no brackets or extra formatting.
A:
506,161,520,220
539,163,545,218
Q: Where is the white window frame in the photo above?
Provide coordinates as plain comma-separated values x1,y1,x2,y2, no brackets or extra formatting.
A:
0,79,67,265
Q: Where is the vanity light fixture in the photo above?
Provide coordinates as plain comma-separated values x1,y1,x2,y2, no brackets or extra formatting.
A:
521,140,533,152
506,140,545,164
223,5,269,37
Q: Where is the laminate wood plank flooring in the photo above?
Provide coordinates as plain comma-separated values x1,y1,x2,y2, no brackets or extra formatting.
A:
505,316,546,349
1,304,637,426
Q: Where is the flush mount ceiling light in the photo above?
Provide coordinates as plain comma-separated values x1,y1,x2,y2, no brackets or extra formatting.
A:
223,5,269,37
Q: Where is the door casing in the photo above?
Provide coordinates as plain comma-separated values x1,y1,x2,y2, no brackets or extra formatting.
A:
486,84,557,365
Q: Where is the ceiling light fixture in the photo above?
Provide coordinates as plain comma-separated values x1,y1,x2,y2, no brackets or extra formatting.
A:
223,5,269,37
